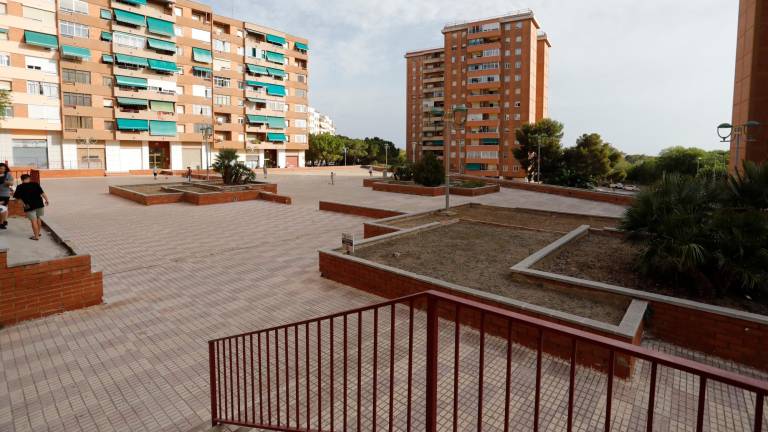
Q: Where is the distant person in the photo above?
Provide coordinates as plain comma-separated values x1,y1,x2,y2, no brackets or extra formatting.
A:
369,166,373,177
13,174,49,241
152,168,158,180
0,163,13,230
186,166,193,183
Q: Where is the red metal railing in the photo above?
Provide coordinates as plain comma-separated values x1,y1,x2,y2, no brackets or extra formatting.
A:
209,290,768,431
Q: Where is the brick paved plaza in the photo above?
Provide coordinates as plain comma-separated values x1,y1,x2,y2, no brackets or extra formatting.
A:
0,171,765,431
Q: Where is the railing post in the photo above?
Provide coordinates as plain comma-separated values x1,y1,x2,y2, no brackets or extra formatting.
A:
209,340,218,427
425,295,439,432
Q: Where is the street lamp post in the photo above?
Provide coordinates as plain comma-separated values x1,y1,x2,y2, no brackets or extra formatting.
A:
717,121,761,172
344,147,348,166
443,104,467,211
201,125,213,181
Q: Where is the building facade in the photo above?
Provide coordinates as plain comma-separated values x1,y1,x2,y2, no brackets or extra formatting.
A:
731,0,767,171
0,0,309,172
405,10,549,178
307,106,335,135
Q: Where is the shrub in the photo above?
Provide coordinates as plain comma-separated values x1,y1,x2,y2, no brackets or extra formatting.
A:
621,163,768,302
457,180,486,188
393,161,414,181
212,149,256,185
413,152,444,187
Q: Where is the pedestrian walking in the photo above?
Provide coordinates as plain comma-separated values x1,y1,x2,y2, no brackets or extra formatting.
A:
12,174,49,240
152,168,158,180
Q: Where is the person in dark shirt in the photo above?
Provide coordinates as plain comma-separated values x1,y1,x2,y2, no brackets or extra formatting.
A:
12,174,49,241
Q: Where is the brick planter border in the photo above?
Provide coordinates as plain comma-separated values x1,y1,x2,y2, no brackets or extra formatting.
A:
319,201,405,219
109,183,290,206
511,226,768,372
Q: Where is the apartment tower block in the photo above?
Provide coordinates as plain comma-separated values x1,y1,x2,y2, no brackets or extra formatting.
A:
0,0,309,172
406,10,549,178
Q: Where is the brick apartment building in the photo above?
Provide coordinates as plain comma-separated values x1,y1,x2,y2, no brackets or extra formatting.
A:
405,10,550,178
0,0,309,172
731,0,767,171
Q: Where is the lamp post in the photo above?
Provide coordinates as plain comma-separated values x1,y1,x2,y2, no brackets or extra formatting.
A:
201,125,213,181
717,120,761,172
442,104,467,211
344,147,348,166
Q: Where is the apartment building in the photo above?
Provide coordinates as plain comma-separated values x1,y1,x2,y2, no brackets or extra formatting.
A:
405,10,549,178
0,0,309,172
308,106,335,135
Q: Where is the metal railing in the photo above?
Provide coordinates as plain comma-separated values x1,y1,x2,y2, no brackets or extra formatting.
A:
209,290,768,431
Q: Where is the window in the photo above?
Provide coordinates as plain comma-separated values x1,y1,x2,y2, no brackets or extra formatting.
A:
100,9,111,19
60,21,89,38
63,92,91,106
64,115,92,129
294,104,306,113
514,48,522,56
174,27,183,37
0,53,10,67
60,0,88,14
296,74,307,83
192,85,210,98
236,46,244,56
0,3,5,14
104,120,115,131
192,68,211,79
515,22,523,29
192,104,211,116
175,86,184,95
177,124,186,133
113,32,144,49
0,80,9,90
176,105,184,114
293,135,307,143
102,76,113,87
23,6,55,26
515,36,522,43
27,81,59,98
514,114,521,120
214,94,230,105
25,56,58,74
213,58,231,71
62,68,90,84
266,100,285,111
194,123,211,133
514,101,521,107
213,76,230,88
236,30,243,38
174,7,182,16
514,74,521,82
103,98,113,107
515,61,522,69
28,105,60,120
213,39,230,53
191,28,211,42
1,106,12,118
294,119,307,128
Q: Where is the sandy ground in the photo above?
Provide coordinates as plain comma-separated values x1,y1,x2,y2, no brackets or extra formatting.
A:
354,221,628,325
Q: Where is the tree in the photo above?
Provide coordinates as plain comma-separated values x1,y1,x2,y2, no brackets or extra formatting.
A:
513,118,564,182
308,133,344,166
0,90,10,121
558,133,614,187
345,138,367,164
413,152,444,186
626,157,659,185
212,149,255,185
656,146,707,177
364,137,398,165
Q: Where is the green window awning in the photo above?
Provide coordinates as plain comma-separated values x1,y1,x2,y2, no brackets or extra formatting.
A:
102,54,114,63
246,114,267,124
266,116,285,129
266,34,286,45
192,47,212,63
465,163,483,171
116,97,148,107
265,51,284,64
266,67,285,77
24,31,58,49
192,66,211,74
480,138,499,145
115,75,148,89
116,118,149,131
101,31,112,41
246,64,268,75
149,120,176,136
147,37,176,53
117,0,147,5
266,83,286,97
146,17,175,37
113,9,146,27
115,53,148,67
149,100,174,112
61,45,91,60
246,97,266,103
295,42,308,51
246,80,265,88
267,132,286,142
147,58,177,73
100,9,112,19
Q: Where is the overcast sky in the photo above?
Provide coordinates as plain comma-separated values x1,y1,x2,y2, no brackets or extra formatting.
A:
201,0,738,156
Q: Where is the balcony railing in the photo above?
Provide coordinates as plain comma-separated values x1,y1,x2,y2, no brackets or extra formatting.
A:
209,290,768,432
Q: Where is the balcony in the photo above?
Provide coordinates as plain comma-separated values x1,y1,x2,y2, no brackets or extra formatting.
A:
467,41,501,53
423,76,444,84
466,81,502,91
467,93,501,103
109,1,176,21
423,56,444,64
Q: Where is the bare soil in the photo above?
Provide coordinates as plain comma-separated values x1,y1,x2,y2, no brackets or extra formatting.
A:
387,205,619,232
164,185,219,193
533,233,768,315
354,221,629,325
118,184,185,195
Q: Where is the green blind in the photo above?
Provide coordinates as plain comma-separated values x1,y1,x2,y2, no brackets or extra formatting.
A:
117,0,147,5
115,53,148,67
100,9,112,19
113,9,146,26
295,42,308,51
465,163,483,171
266,67,285,77
246,114,267,124
266,34,286,45
192,47,212,63
116,118,149,131
149,100,174,112
246,64,268,75
115,75,148,88
102,54,114,63
267,132,286,142
192,66,211,74
265,51,284,64
146,17,175,37
24,31,59,49
480,138,499,145
149,120,177,136
61,45,91,60
147,58,178,73
266,84,286,97
147,37,176,53
266,116,285,129
100,31,112,41
116,97,148,107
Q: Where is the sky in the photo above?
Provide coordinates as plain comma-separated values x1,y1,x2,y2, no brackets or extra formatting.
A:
201,0,739,156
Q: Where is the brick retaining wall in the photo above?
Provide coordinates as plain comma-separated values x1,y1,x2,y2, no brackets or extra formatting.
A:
319,251,640,378
0,251,103,326
319,201,405,219
371,181,445,196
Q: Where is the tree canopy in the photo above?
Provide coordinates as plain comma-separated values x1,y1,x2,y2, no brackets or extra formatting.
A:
512,118,564,182
306,134,398,166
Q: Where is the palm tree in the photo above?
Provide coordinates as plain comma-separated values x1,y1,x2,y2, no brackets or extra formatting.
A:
212,149,255,185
